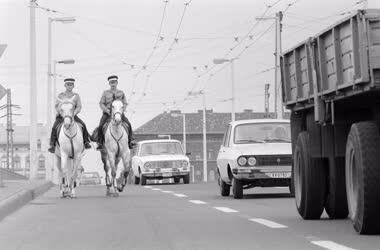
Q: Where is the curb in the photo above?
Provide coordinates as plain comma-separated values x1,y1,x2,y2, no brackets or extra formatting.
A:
0,181,54,222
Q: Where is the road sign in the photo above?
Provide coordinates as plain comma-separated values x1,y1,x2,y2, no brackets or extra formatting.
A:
0,85,7,101
0,44,7,58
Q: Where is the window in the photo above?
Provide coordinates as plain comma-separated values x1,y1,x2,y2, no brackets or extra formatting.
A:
1,155,7,168
14,155,21,169
208,150,214,160
140,142,183,156
25,156,30,170
38,155,45,170
234,123,291,144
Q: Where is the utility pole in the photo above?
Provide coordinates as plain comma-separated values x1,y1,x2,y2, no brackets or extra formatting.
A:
29,0,38,179
189,90,207,182
275,11,283,119
0,89,21,170
265,84,270,117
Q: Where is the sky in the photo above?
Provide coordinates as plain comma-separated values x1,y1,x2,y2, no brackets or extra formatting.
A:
0,0,379,132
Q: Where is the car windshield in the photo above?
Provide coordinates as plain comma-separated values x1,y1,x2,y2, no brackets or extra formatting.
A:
234,123,291,144
140,142,184,156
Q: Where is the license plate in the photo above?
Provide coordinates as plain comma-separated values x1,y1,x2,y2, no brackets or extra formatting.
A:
266,172,291,178
162,172,172,177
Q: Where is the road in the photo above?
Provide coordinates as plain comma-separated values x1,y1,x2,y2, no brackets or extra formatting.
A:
0,182,379,250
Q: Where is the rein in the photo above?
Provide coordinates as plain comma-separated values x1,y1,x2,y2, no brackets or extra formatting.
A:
110,123,124,159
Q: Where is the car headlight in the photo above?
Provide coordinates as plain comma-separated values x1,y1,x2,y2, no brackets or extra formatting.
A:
237,156,247,166
248,157,257,166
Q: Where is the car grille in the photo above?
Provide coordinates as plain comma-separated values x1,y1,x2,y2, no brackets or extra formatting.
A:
149,161,181,169
255,155,292,166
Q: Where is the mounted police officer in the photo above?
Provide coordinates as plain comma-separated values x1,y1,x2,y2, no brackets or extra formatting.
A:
94,75,134,150
48,78,92,153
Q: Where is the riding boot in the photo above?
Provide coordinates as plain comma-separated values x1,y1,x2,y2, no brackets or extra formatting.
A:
48,126,58,153
82,127,92,149
96,128,104,150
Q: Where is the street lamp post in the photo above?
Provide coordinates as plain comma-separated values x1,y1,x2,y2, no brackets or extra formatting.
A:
213,58,236,122
171,113,186,153
189,90,207,182
256,12,283,119
46,17,75,181
48,59,75,182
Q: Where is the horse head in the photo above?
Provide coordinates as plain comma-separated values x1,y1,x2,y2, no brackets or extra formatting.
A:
111,99,124,125
59,99,75,129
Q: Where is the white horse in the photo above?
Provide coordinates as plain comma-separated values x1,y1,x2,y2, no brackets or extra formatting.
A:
54,98,84,198
101,99,131,197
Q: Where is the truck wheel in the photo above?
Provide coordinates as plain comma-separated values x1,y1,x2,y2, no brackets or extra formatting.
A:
294,132,326,219
325,157,348,219
289,163,295,197
232,177,243,199
345,122,380,234
174,177,180,184
183,174,190,184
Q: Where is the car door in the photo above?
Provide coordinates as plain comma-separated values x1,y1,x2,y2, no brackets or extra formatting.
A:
217,125,232,181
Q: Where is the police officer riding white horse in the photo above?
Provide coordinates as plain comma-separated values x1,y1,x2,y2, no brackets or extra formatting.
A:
48,76,135,197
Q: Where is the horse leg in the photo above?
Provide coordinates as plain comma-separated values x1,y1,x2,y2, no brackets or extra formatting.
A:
70,157,81,198
55,155,64,197
108,154,118,196
61,155,69,198
118,154,131,192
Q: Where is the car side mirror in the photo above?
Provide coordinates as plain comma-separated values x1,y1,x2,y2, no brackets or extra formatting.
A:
186,152,191,156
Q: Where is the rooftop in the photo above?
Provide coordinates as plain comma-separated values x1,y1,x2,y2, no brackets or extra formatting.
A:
135,110,289,135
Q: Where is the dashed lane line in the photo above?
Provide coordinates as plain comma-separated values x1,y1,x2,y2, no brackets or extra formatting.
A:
249,218,288,228
311,241,356,250
213,207,239,213
173,193,188,198
189,200,207,204
161,190,174,193
151,188,162,191
143,186,152,189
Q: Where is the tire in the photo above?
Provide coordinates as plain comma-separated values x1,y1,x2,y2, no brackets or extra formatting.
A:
140,174,147,186
345,122,380,234
232,177,243,199
219,178,230,197
134,175,140,185
325,157,348,219
183,174,190,184
294,131,326,219
289,163,295,197
174,177,180,184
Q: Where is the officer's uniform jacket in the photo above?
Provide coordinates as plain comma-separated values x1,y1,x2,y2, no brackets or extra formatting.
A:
55,91,82,116
99,89,127,114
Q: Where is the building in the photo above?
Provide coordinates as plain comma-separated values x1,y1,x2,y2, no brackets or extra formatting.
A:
134,109,289,182
0,124,49,179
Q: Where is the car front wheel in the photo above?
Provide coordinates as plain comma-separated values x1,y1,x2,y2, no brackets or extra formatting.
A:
232,177,243,199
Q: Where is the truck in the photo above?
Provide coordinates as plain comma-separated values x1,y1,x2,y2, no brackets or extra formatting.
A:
281,9,380,234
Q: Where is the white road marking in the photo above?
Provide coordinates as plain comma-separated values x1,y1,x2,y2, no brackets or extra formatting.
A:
213,207,239,213
189,200,207,204
173,193,188,198
311,241,356,250
151,188,161,191
161,190,174,193
143,186,152,189
249,218,287,228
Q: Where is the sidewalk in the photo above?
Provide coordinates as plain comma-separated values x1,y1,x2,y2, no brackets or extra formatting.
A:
0,179,54,222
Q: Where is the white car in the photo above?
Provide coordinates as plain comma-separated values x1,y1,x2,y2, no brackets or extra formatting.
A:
131,139,191,185
216,119,292,199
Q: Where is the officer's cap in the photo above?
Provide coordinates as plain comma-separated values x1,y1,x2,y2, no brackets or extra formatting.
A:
64,78,75,84
107,75,118,81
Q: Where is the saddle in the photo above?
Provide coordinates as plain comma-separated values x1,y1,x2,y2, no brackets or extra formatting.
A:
56,120,84,146
91,120,129,143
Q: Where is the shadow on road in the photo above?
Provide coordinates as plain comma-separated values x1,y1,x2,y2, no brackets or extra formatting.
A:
242,193,293,199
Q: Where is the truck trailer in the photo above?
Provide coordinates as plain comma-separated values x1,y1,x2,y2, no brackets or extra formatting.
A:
281,9,380,234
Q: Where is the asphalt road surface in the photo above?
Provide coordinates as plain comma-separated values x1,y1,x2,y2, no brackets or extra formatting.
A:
0,182,379,250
